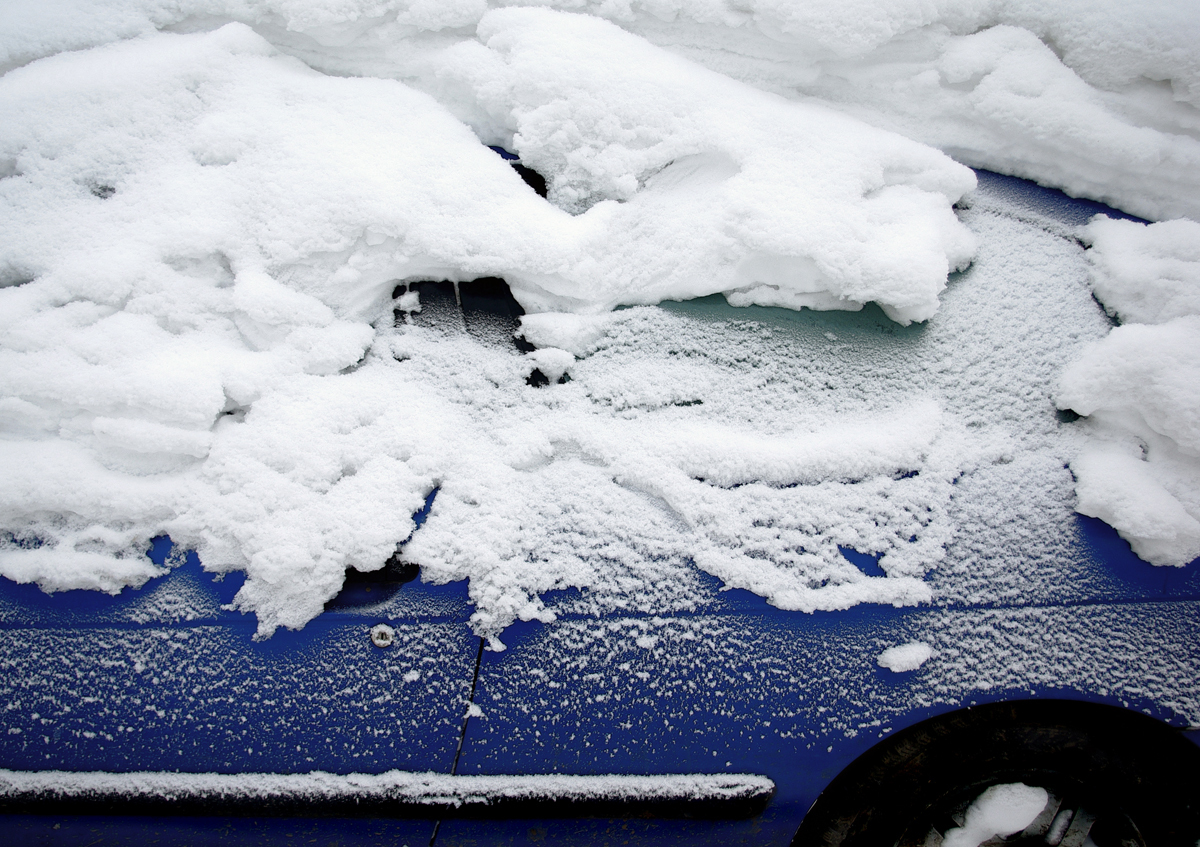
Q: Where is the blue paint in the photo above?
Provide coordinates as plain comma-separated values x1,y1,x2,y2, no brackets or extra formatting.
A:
0,492,479,777
0,814,437,846
837,546,887,578
0,616,479,774
973,169,1149,226
1074,514,1200,598
413,486,439,528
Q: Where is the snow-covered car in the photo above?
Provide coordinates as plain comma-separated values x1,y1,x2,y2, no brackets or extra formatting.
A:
3,168,1200,845
3,2,1200,845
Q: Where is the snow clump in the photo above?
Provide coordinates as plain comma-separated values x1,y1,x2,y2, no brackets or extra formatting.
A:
1058,217,1200,568
429,9,977,322
876,641,933,673
942,783,1049,847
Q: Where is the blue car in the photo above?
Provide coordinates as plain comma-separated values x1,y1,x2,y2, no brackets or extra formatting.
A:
2,169,1199,847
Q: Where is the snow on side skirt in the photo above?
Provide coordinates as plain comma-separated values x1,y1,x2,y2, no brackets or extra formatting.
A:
0,769,775,819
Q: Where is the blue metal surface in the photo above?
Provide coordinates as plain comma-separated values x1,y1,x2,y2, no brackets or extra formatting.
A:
4,813,438,846
444,588,1200,845
0,530,480,775
972,170,1150,227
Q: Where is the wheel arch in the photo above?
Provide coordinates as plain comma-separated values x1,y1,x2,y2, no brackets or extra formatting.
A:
792,698,1200,846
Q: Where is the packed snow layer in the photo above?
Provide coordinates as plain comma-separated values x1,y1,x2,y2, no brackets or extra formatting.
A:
1058,218,1200,567
2,0,1196,221
0,16,977,325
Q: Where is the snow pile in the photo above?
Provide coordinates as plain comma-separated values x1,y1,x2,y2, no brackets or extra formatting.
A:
786,10,1200,223
650,0,1200,222
429,9,976,321
1058,217,1200,567
0,22,553,627
4,0,1197,220
0,0,1191,639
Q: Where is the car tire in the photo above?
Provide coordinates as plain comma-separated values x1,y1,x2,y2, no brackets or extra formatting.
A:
791,699,1200,847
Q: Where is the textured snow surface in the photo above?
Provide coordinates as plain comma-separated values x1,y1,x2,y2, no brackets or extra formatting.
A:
1058,218,1200,566
1,0,1197,639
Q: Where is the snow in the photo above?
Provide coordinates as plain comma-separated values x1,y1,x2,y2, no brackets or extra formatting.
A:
522,346,575,383
430,8,977,321
1081,217,1200,326
5,1,1198,220
0,767,775,806
1058,218,1200,566
876,641,932,672
0,0,1197,640
0,546,166,595
942,782,1049,847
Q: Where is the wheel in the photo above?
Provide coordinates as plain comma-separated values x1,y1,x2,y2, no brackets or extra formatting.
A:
792,700,1200,847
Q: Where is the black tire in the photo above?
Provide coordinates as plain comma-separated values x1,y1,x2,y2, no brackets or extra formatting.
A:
792,700,1200,847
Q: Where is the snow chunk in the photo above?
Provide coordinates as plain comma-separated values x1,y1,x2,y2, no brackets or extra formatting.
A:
1059,318,1200,457
523,347,575,383
1059,218,1200,567
1082,217,1200,326
0,547,166,594
943,783,1048,847
518,313,613,358
876,641,933,672
1070,447,1200,567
